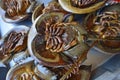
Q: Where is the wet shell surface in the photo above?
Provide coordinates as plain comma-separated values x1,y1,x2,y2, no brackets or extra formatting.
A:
28,12,88,67
58,0,107,14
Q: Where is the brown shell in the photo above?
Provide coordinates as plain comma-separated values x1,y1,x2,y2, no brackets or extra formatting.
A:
0,0,37,22
32,3,44,23
58,0,107,14
28,12,88,67
70,0,96,8
6,61,41,80
64,65,91,80
47,65,91,80
32,0,68,23
84,3,120,54
0,25,29,60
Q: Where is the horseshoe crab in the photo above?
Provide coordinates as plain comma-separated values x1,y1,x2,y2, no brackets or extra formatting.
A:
28,12,88,67
0,25,29,64
32,3,44,23
0,0,37,23
32,0,68,23
43,65,91,80
6,59,91,80
6,61,42,80
84,3,120,54
58,0,108,14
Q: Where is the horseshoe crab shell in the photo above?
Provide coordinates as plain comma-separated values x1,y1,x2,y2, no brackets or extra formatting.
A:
0,0,37,23
54,65,91,80
6,60,58,80
9,50,31,67
6,61,41,80
0,25,29,63
58,0,108,14
32,3,44,23
32,0,67,23
67,65,91,80
7,59,91,80
84,3,120,54
28,12,88,67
